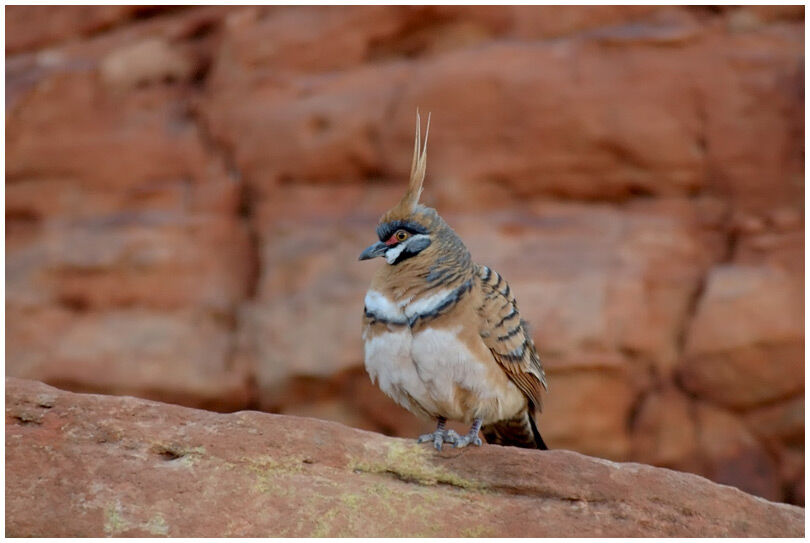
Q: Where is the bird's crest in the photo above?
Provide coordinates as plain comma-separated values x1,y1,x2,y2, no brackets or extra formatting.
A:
381,110,430,223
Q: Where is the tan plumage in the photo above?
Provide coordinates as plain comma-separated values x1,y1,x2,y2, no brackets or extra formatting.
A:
476,263,548,411
359,112,548,450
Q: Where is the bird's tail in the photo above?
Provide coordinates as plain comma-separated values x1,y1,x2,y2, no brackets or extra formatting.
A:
482,407,548,450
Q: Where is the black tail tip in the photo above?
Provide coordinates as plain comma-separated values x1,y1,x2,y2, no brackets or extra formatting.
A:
535,431,549,450
528,411,549,450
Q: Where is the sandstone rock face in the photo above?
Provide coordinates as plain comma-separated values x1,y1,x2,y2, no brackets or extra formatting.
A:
6,378,804,537
680,264,804,408
6,308,251,411
6,6,804,506
5,5,146,54
6,8,253,411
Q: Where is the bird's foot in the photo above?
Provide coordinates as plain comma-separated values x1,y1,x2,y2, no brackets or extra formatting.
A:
452,432,483,448
417,429,460,451
452,417,484,448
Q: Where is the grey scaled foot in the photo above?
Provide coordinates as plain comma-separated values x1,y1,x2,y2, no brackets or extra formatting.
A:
453,417,484,449
417,429,460,451
417,417,459,451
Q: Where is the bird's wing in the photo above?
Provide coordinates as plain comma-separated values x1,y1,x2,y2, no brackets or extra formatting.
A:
475,264,548,411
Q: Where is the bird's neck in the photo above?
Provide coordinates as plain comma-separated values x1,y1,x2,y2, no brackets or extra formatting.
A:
371,244,473,306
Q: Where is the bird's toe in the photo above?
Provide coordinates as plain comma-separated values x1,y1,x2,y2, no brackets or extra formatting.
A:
417,430,457,451
416,433,433,444
452,434,483,448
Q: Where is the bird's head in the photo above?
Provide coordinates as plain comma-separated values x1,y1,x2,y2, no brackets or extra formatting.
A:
359,111,443,266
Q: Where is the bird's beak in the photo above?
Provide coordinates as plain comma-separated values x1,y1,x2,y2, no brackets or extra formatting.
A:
359,241,387,261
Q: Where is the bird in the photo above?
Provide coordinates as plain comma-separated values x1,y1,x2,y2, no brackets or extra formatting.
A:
358,111,549,451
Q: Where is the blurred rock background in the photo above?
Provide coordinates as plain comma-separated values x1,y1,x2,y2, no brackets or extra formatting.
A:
5,5,804,505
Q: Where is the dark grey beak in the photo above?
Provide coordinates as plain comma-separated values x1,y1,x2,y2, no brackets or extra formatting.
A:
359,241,387,261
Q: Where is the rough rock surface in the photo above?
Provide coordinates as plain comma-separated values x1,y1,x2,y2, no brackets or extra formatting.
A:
5,5,804,505
5,378,804,537
680,264,804,408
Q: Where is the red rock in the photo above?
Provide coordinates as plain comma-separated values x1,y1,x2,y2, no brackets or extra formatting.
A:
6,309,251,412
204,12,800,207
207,40,708,199
743,395,804,447
736,229,803,272
8,76,228,203
774,445,805,504
726,6,805,31
680,264,803,408
700,27,803,214
5,6,143,54
205,63,408,188
5,71,252,311
632,389,800,504
279,399,376,433
7,214,251,313
233,188,386,407
210,6,514,81
540,367,637,460
6,15,254,408
787,460,805,506
202,6,802,214
694,402,783,502
508,5,663,39
630,386,700,472
99,37,195,90
6,378,803,537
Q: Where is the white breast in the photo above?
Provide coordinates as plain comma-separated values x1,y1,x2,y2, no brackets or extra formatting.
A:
364,329,432,417
363,290,526,424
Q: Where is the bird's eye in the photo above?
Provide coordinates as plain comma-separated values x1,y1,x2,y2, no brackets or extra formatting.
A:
395,230,409,242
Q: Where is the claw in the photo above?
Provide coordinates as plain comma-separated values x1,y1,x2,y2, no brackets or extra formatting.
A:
418,417,458,451
417,429,456,451
452,434,483,448
418,418,484,451
452,417,484,449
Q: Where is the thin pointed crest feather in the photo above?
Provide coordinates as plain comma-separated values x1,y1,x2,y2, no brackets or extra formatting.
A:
378,110,431,224
402,109,430,213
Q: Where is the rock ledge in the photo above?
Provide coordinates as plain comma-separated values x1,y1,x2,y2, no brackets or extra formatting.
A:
5,378,803,537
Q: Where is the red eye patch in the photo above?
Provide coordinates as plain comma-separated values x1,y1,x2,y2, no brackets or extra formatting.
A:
384,234,400,246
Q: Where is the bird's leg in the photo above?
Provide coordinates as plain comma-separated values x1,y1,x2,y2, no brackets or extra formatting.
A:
417,416,457,451
452,417,484,448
